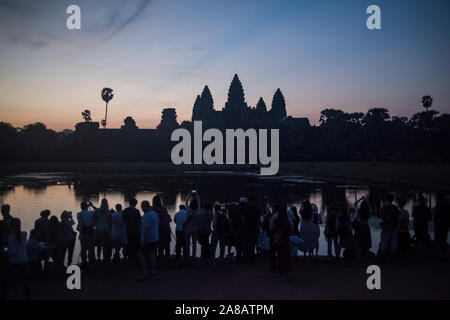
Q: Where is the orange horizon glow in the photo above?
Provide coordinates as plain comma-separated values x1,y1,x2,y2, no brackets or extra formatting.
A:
1,1,449,132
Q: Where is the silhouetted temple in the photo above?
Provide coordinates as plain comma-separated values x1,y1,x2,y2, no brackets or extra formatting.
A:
191,74,296,128
3,76,449,162
70,74,310,160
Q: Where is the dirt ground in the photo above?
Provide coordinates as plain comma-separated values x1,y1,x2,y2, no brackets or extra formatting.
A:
6,255,450,300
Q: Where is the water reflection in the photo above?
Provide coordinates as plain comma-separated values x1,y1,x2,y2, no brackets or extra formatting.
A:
0,173,443,257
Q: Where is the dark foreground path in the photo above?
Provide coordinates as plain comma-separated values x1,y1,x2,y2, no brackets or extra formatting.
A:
7,255,450,300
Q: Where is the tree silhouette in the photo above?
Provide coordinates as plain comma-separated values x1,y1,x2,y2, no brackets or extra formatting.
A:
362,108,390,159
121,116,139,130
81,109,92,122
101,88,114,128
319,109,349,148
422,95,433,111
20,122,61,156
415,96,436,156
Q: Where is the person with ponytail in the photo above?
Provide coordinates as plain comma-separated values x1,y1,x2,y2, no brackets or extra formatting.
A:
1,218,31,300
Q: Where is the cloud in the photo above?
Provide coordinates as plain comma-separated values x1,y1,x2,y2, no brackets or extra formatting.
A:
0,0,153,49
93,0,152,45
0,0,30,12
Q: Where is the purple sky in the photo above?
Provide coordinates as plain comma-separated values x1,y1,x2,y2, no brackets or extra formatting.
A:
0,0,449,131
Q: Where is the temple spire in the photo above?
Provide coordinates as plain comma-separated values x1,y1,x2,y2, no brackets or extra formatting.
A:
270,88,287,122
224,74,247,113
192,94,202,122
256,97,267,112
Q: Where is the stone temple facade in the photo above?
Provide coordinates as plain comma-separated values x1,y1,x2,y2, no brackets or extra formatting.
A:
191,74,290,128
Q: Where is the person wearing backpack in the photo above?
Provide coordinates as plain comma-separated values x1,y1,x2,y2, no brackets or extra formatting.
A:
76,201,96,267
379,194,400,260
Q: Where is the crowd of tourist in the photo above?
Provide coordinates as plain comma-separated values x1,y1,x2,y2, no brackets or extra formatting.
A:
0,190,449,299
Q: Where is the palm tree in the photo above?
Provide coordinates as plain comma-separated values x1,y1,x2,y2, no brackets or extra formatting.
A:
81,109,92,122
101,88,114,128
422,95,433,111
421,95,434,156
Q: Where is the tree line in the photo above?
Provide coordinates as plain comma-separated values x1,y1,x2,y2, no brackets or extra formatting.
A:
0,96,449,161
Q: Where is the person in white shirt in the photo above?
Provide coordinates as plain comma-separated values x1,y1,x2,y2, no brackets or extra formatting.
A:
174,205,188,259
1,218,30,300
137,200,159,281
